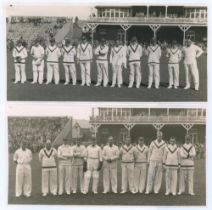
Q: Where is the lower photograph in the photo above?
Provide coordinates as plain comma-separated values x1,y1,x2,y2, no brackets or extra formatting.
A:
7,106,206,205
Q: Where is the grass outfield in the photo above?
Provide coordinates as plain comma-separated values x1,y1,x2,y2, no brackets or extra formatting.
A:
7,52,207,101
8,154,206,205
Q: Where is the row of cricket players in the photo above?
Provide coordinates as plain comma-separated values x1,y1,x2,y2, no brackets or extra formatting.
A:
12,35,203,90
13,131,197,197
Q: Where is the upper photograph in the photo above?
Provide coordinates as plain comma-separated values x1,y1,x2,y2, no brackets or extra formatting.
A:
6,4,207,101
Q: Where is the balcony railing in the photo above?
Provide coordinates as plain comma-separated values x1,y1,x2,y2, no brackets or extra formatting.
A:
87,16,207,25
90,115,206,124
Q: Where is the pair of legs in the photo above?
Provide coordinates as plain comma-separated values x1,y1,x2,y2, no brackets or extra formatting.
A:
72,165,84,193
165,167,178,195
128,62,141,88
41,168,57,196
32,62,44,84
134,163,147,193
46,62,60,84
96,61,109,87
63,63,77,85
80,61,91,86
14,63,26,83
111,64,123,87
15,164,31,197
148,63,160,89
168,64,179,89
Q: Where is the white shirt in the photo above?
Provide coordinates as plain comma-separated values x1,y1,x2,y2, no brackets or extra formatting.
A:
180,143,196,168
146,45,161,64
166,47,182,64
12,46,28,63
148,139,166,162
13,148,32,165
72,144,86,166
77,42,93,61
39,147,57,167
182,44,203,64
120,144,135,163
57,144,73,165
46,45,61,62
127,44,143,62
31,45,45,65
61,45,76,63
163,144,180,167
134,144,148,163
110,45,126,67
102,144,119,161
85,145,102,161
95,45,109,62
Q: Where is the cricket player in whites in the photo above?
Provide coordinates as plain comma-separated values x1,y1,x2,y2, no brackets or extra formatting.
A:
72,138,86,193
94,38,109,87
178,135,196,196
13,140,32,197
38,140,58,196
145,131,166,194
12,39,28,84
61,38,77,85
134,137,148,194
77,36,93,86
83,135,103,194
127,36,143,88
45,38,61,85
120,136,136,194
146,38,162,89
30,38,45,84
182,39,203,91
163,137,180,196
102,136,119,194
166,40,182,89
110,38,127,88
57,138,73,195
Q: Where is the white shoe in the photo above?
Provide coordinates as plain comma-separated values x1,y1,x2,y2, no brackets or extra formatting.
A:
145,191,149,194
72,191,77,194
93,191,98,194
147,86,151,89
113,191,118,194
131,191,137,194
128,85,133,88
184,86,190,90
154,191,159,194
81,83,85,86
167,85,172,89
64,82,69,85
177,192,182,195
189,192,195,196
194,87,199,91
52,193,57,196
86,84,90,87
102,191,108,194
14,81,19,84
136,86,140,89
45,82,50,85
21,81,26,84
72,83,76,86
165,192,170,195
111,84,115,87
66,191,71,195
31,81,37,84
174,86,178,89
95,83,101,87
172,193,176,196
155,86,159,89
25,194,31,197
120,191,126,194
42,193,47,197
118,85,121,88
82,191,87,194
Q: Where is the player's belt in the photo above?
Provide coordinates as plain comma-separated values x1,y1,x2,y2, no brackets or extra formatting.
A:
42,166,57,169
88,157,99,159
14,61,25,64
165,164,178,167
148,62,159,64
168,63,179,64
135,161,147,163
47,61,59,63
180,165,194,168
129,60,141,63
122,161,134,163
96,59,108,61
63,61,75,64
79,59,91,62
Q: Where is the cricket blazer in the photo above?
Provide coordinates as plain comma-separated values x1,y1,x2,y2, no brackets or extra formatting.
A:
148,139,166,162
77,42,93,61
127,44,143,63
120,144,135,163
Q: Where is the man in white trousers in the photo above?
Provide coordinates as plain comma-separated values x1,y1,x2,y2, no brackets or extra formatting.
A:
45,38,61,85
61,38,77,85
163,137,180,196
182,39,203,91
38,140,57,196
166,40,182,89
110,39,127,88
146,38,162,89
145,131,166,194
83,135,102,194
120,136,136,194
102,136,119,194
77,36,93,86
72,138,86,193
57,138,73,195
12,39,28,84
134,137,148,194
13,140,32,197
178,135,196,196
127,36,143,88
94,38,109,87
30,38,45,84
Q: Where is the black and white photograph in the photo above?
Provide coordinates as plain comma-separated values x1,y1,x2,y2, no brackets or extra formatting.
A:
8,106,206,205
6,4,207,101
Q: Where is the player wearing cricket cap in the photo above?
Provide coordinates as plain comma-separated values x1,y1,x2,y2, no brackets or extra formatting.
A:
94,38,109,87
61,38,77,85
127,36,143,88
38,140,58,196
77,35,93,86
45,38,61,85
12,39,28,84
178,135,196,196
30,37,45,84
102,136,119,194
13,140,32,197
83,134,103,194
182,39,203,91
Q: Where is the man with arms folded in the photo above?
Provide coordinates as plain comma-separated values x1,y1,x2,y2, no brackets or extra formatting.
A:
134,137,148,194
102,136,119,194
13,140,32,197
38,140,57,196
145,131,166,194
57,138,73,195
